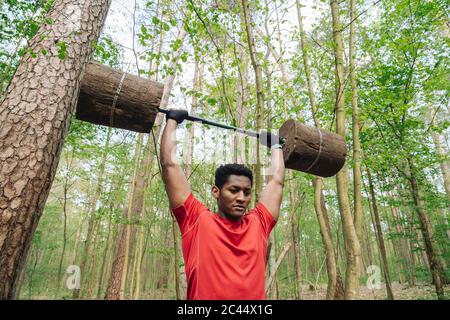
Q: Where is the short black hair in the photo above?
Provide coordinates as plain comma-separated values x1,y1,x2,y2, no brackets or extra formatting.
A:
214,164,253,189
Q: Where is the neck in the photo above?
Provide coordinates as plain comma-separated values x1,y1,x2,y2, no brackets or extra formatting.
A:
217,209,242,222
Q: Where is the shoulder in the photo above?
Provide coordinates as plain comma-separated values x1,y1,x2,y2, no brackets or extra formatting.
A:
247,202,276,221
246,202,277,236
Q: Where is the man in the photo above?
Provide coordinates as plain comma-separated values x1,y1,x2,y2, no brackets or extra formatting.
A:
160,109,285,300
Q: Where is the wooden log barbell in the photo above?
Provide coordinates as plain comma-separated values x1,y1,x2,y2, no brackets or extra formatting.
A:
76,62,347,177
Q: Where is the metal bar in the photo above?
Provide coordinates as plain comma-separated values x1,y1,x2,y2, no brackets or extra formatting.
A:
158,108,260,138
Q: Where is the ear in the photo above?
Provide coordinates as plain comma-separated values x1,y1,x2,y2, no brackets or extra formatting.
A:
211,185,220,200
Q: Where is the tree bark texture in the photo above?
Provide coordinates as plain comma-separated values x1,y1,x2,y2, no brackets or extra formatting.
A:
0,0,112,299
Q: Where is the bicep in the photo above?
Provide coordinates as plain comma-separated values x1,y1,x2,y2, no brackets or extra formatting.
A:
162,164,191,208
259,179,283,221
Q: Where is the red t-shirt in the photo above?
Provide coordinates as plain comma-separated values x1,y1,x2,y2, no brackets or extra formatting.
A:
172,193,277,300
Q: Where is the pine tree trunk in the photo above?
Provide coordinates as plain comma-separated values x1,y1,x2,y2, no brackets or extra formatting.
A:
105,207,128,299
0,0,112,299
329,0,362,299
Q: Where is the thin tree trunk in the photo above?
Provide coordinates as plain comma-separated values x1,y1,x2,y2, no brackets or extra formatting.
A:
312,178,338,300
297,0,343,299
132,134,160,299
171,216,181,299
73,127,112,298
233,45,249,164
55,164,70,298
427,107,450,204
105,133,142,300
105,207,128,299
329,0,362,299
366,168,394,299
184,61,203,177
120,133,143,299
241,0,275,299
289,183,303,299
241,0,264,200
406,158,446,298
0,0,112,299
96,205,113,299
266,243,292,296
349,0,363,243
85,218,101,298
387,189,415,285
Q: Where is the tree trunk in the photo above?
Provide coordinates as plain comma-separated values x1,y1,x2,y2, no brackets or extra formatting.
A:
329,0,362,299
241,0,264,201
76,62,163,133
427,107,450,204
0,0,112,299
348,0,363,244
406,158,446,298
366,168,394,299
233,45,249,164
312,178,338,299
184,61,204,177
132,138,155,300
55,163,70,298
86,219,101,298
171,216,181,299
266,243,292,295
388,189,415,285
73,125,111,299
242,0,275,298
289,182,303,299
96,204,113,298
120,133,143,299
296,0,344,299
105,207,128,299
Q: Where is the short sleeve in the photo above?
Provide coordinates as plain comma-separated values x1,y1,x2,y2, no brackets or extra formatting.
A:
253,202,277,239
171,193,208,235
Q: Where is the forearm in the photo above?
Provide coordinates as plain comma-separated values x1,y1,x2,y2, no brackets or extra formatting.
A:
159,119,191,207
268,148,285,185
160,119,178,167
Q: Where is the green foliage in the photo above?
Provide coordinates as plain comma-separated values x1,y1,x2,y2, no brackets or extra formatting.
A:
0,0,53,94
7,0,448,300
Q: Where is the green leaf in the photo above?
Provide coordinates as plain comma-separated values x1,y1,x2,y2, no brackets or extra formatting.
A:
152,16,160,25
56,41,67,59
140,24,147,34
207,98,217,106
163,22,170,32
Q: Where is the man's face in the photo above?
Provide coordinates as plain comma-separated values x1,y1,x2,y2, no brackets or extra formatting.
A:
212,174,252,221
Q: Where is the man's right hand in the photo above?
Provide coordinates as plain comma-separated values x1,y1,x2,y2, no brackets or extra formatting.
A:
166,109,189,124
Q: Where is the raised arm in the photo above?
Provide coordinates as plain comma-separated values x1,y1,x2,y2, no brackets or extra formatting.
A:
259,132,285,221
160,110,191,208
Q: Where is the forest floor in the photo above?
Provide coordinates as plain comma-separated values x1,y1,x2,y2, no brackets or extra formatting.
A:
299,282,450,300
141,283,450,300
